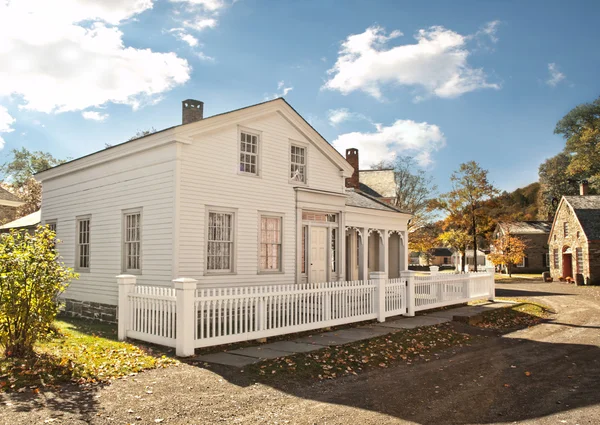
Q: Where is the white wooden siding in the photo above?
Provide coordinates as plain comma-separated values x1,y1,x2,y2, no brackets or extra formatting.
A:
41,145,178,305
178,112,345,286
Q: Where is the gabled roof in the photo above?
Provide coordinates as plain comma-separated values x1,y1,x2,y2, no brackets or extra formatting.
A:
0,186,22,203
498,221,551,235
0,210,41,230
345,188,409,213
559,196,600,241
358,169,396,198
35,98,354,181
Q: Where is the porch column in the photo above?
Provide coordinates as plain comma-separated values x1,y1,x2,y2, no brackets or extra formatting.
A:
402,231,409,271
361,227,369,281
379,230,389,277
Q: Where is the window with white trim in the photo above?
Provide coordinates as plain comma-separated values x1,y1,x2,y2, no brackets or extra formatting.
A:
564,221,569,237
76,217,90,270
239,131,259,175
123,211,142,272
45,220,57,233
290,145,306,183
207,211,234,272
260,216,282,272
516,256,526,267
553,249,559,269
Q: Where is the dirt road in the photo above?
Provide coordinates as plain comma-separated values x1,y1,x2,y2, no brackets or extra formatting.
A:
2,281,599,424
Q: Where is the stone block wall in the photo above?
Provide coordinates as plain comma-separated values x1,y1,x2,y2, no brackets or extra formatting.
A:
549,202,590,282
60,298,117,323
588,241,600,285
514,233,550,273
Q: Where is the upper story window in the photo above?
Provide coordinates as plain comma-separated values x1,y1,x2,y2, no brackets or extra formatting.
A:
260,215,282,272
123,210,142,272
207,210,235,272
239,131,259,175
564,222,569,237
290,145,306,183
76,216,91,271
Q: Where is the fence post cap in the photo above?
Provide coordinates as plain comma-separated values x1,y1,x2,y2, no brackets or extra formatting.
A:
369,271,387,279
172,277,198,289
400,270,416,276
116,274,137,284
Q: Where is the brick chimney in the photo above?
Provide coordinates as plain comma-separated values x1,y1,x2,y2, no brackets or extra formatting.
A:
182,99,204,124
580,180,589,196
345,148,359,189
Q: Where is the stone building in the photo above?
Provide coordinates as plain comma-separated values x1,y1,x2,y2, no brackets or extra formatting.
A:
548,182,600,285
492,221,551,273
0,187,23,224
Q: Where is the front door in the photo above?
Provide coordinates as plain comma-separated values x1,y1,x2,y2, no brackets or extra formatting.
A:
310,227,327,282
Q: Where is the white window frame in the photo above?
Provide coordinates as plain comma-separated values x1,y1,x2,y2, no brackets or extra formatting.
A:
553,248,559,269
289,140,308,184
122,208,142,274
44,219,57,233
75,215,91,272
238,126,261,177
205,207,237,275
576,247,584,273
516,256,526,268
258,213,284,274
564,221,569,237
545,252,550,268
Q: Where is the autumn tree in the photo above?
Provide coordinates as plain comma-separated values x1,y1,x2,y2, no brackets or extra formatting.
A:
0,148,66,219
438,228,470,272
435,162,498,271
408,223,440,265
371,156,437,232
489,231,528,277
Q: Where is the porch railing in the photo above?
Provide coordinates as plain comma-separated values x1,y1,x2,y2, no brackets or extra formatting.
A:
117,268,495,356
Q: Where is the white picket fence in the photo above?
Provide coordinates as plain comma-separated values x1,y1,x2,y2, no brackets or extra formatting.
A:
117,268,495,356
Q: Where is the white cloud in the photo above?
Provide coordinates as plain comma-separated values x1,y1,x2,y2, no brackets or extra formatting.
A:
171,0,225,11
473,20,500,44
0,105,15,150
170,0,226,32
323,24,500,101
183,18,218,31
0,1,191,114
332,119,446,168
327,108,368,126
82,111,109,121
546,63,566,87
264,81,294,100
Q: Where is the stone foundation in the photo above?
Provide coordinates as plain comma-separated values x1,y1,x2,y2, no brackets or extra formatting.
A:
60,299,117,324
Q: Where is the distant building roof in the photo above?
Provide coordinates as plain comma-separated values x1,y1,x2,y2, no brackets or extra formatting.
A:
345,188,409,213
0,210,41,230
564,195,600,240
0,187,22,204
358,169,396,199
499,221,551,235
432,247,453,257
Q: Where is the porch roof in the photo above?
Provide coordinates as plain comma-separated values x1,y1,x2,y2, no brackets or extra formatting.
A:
344,188,409,213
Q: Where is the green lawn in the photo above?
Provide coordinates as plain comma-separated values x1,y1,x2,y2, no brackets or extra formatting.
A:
0,318,177,392
494,273,544,283
474,300,552,330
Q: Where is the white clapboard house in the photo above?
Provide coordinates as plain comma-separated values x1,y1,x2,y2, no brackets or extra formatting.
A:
36,98,411,322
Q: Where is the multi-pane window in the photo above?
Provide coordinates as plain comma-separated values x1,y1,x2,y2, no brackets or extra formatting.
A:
564,222,569,237
207,212,234,272
260,216,282,271
76,217,90,270
46,221,57,232
239,131,258,175
123,212,141,271
553,249,559,269
576,248,584,273
290,145,306,183
543,253,550,268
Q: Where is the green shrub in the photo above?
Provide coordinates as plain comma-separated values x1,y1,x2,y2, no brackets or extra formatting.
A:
0,226,77,357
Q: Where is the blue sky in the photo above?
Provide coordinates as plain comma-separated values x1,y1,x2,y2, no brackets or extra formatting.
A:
1,0,599,194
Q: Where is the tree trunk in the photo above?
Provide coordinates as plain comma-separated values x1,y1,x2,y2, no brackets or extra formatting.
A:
461,249,466,272
508,262,512,277
472,205,478,272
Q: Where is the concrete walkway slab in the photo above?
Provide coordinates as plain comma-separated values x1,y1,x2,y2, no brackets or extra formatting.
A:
196,352,261,367
377,316,450,329
226,346,291,360
260,341,323,353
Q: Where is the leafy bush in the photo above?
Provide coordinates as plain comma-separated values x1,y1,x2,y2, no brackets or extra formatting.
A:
0,226,77,357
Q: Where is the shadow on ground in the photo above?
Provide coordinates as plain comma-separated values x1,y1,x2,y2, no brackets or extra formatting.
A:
189,311,600,424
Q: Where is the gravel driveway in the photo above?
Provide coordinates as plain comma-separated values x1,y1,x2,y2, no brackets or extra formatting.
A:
2,281,600,425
